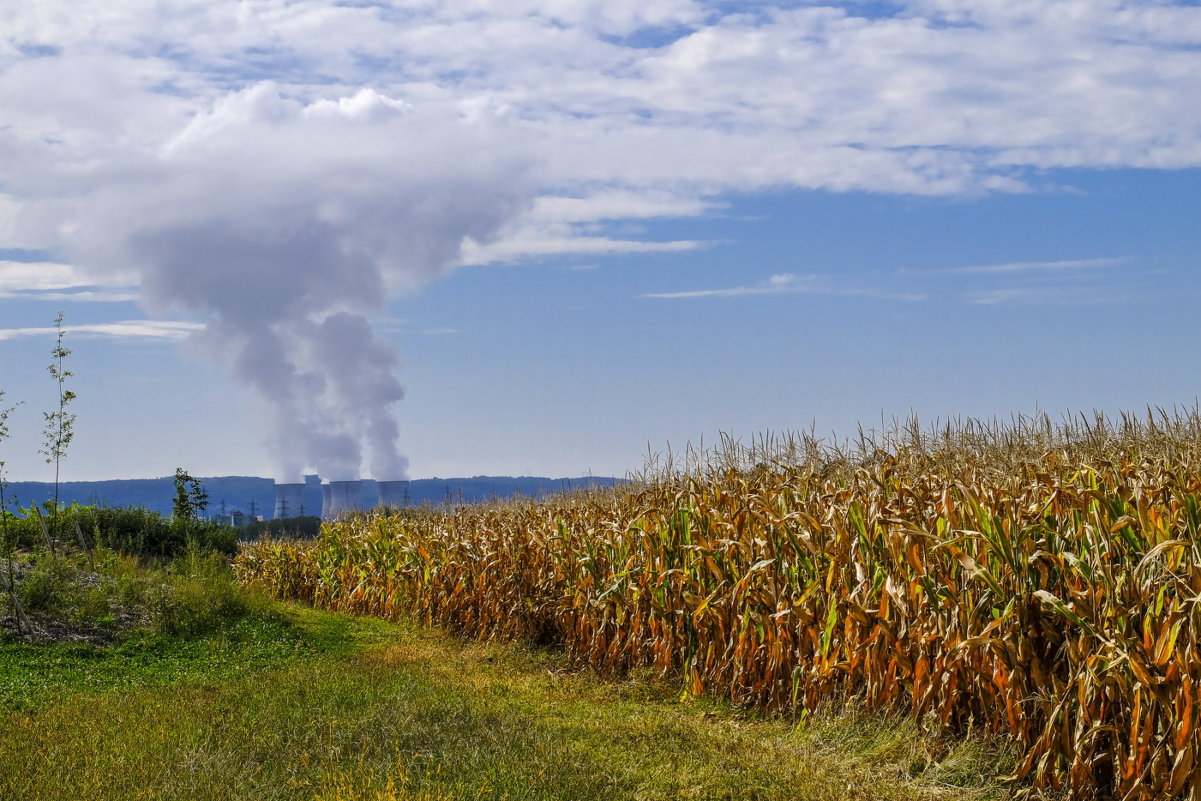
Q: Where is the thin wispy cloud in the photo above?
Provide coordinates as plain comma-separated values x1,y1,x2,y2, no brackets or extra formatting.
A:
0,260,139,303
0,261,136,291
956,257,1143,305
0,321,202,341
899,255,1140,305
461,233,704,266
966,286,1131,306
947,257,1131,275
0,290,141,303
420,328,464,336
643,273,925,301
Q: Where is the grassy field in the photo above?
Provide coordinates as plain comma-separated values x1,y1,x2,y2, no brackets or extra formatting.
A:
239,413,1201,800
0,590,1009,800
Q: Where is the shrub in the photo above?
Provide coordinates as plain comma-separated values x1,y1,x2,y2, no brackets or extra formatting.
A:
17,553,77,615
150,548,269,637
2,503,238,560
239,516,323,541
93,507,238,559
14,549,152,630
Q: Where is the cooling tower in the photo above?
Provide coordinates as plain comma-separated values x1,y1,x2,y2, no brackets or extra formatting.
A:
376,480,409,509
272,482,306,519
322,480,362,519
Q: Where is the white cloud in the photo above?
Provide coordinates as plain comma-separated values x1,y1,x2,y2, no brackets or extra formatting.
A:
528,192,722,224
907,254,1137,304
965,286,1128,305
0,260,138,302
0,260,134,291
420,328,464,336
4,1,1199,239
0,320,202,341
461,231,703,265
643,272,925,300
0,290,140,302
942,257,1130,275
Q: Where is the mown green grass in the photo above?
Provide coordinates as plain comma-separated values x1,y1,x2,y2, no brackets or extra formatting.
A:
1,616,308,712
0,601,1014,801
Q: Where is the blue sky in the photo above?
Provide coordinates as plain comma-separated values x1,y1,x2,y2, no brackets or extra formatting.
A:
1,1,1199,482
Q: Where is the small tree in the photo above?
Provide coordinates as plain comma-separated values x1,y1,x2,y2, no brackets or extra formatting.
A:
39,312,76,553
173,468,209,520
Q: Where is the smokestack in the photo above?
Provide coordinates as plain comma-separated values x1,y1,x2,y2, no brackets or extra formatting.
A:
322,480,362,520
273,482,305,519
377,480,409,510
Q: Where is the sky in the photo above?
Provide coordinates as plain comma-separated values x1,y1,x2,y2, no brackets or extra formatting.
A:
1,0,1200,482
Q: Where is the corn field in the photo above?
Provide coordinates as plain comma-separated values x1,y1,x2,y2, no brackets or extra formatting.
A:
237,411,1201,799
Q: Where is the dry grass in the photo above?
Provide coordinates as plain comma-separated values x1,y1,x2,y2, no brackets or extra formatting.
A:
239,410,1201,799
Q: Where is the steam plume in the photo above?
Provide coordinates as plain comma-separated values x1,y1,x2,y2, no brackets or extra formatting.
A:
61,84,532,481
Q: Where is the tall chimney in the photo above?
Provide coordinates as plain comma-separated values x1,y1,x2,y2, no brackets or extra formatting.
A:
273,482,305,519
376,480,409,510
322,480,362,520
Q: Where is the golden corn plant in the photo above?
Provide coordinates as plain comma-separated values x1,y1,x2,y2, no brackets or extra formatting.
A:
236,411,1201,800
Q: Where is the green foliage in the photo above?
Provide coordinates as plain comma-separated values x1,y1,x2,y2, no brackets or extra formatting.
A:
149,547,270,637
7,545,276,645
15,554,80,616
2,503,237,559
99,508,237,559
0,390,26,632
15,549,150,628
239,515,323,541
171,467,208,520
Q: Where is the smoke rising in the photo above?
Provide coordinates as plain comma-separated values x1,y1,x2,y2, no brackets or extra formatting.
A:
60,84,534,482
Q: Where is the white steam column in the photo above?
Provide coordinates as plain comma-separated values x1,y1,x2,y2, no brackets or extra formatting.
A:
376,480,409,510
322,480,362,520
273,482,306,519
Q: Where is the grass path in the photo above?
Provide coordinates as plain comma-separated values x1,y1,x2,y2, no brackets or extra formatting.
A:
0,604,1013,800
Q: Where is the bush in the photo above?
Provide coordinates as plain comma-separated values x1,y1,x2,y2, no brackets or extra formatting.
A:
17,554,78,615
7,545,268,640
14,549,152,630
92,507,237,559
239,516,323,541
1,503,237,560
150,549,268,637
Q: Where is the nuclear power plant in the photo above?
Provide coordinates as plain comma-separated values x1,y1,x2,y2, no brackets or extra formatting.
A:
376,480,408,509
272,483,305,519
323,480,360,519
273,477,410,520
